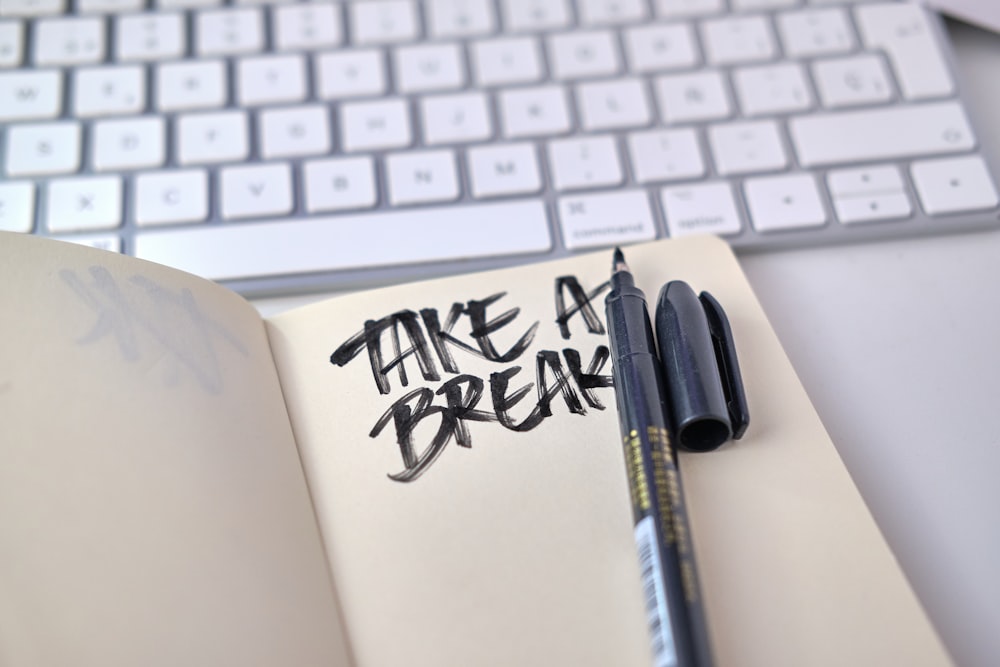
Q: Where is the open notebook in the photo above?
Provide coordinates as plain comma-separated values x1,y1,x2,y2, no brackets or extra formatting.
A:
0,232,949,667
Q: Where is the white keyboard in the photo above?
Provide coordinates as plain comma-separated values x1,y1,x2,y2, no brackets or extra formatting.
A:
2,0,999,294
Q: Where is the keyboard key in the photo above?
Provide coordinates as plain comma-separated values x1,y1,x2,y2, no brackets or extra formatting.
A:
116,13,185,61
351,0,419,45
420,92,492,144
501,0,571,31
624,24,698,73
316,49,386,99
74,66,145,117
472,36,542,87
427,0,496,38
661,182,742,238
790,102,975,168
732,0,796,9
386,149,460,205
34,17,104,65
0,182,35,232
733,63,812,116
274,3,342,51
709,120,788,175
177,111,249,165
1,0,65,17
578,0,647,26
220,162,294,220
259,105,332,159
557,190,655,250
394,42,465,93
134,200,552,281
744,173,827,232
237,54,307,106
911,156,1000,216
303,156,378,213
467,142,541,198
197,8,264,56
654,71,731,124
46,176,122,232
135,169,210,226
499,85,571,138
340,98,412,152
92,116,166,171
0,21,24,67
548,30,619,80
157,0,222,7
78,0,144,12
576,78,651,131
777,8,855,58
654,0,722,19
832,194,912,226
828,164,906,198
856,3,953,101
5,122,81,177
811,55,892,109
0,70,61,121
547,135,623,191
156,60,227,111
701,15,776,65
827,164,912,224
627,128,705,183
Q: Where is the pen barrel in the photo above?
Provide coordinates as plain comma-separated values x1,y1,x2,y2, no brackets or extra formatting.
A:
610,352,700,667
606,282,659,361
607,287,710,667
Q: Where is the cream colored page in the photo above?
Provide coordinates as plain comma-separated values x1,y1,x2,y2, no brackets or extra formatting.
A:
0,234,348,667
267,235,949,667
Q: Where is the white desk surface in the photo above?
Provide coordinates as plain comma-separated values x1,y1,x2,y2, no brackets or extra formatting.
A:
257,16,1000,667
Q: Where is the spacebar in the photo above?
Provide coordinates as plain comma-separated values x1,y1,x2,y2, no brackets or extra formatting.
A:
134,200,552,282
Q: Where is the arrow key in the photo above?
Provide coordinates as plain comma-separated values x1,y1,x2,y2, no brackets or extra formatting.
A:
827,163,912,224
911,155,1000,216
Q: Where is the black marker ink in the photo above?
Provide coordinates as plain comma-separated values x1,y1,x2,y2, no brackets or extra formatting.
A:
331,310,441,395
419,305,469,374
562,345,614,410
462,292,538,363
536,349,585,416
490,366,544,432
554,276,611,340
370,375,497,482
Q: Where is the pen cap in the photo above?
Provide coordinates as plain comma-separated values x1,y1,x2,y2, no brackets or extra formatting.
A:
655,281,749,452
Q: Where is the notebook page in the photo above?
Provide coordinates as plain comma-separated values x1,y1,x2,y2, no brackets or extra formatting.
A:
267,236,949,667
0,234,348,667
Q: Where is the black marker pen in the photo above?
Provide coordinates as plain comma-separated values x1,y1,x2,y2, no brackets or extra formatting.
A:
605,248,711,667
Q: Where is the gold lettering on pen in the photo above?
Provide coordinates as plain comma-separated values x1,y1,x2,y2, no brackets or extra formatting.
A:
645,426,678,544
665,468,692,555
625,430,651,511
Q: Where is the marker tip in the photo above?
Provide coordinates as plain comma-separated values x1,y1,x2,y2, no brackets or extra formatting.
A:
612,246,628,272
